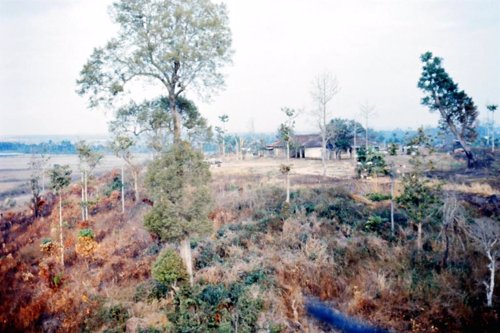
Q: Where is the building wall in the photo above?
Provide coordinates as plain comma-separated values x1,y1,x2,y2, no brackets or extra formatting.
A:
305,147,322,159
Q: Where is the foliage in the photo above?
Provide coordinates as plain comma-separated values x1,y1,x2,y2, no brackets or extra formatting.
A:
418,51,478,167
144,141,212,242
364,215,386,232
48,164,72,194
326,118,363,156
109,97,212,150
99,304,129,333
397,174,440,223
277,107,297,145
104,174,123,196
77,0,233,142
79,229,95,239
356,147,388,177
76,141,103,172
388,143,398,156
366,192,391,202
134,279,169,302
167,283,263,333
152,248,188,286
290,187,368,227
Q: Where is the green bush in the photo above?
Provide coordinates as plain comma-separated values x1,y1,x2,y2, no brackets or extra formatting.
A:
99,304,129,333
364,215,385,232
366,192,391,201
104,175,123,196
79,228,94,239
195,242,221,270
134,279,169,302
167,283,263,333
356,147,388,177
152,248,188,287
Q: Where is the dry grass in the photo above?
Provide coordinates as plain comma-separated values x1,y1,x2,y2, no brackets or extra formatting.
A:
441,181,498,196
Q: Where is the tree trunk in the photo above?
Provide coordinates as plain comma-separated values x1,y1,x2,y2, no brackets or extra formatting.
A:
121,165,125,214
59,193,64,268
417,221,422,251
286,173,290,204
435,98,476,168
180,238,193,287
485,248,496,307
81,172,85,221
321,131,327,177
169,94,181,144
84,171,88,220
133,170,139,201
390,174,395,236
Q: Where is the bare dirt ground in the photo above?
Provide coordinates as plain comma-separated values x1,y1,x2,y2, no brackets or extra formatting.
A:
0,154,151,208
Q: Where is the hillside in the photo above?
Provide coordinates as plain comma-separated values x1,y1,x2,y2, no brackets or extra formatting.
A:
1,154,499,332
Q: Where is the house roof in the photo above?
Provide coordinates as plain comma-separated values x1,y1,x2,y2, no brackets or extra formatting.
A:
267,134,323,149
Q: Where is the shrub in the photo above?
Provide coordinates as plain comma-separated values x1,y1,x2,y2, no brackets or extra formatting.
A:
104,174,123,197
152,248,188,287
195,242,221,270
134,279,169,302
388,143,398,156
356,147,388,177
99,304,129,333
167,283,263,333
364,215,385,232
79,228,94,239
366,192,391,202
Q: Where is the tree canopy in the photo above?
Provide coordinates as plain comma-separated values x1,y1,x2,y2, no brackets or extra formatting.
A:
144,141,212,242
109,96,211,151
77,0,233,142
326,118,363,157
417,52,478,167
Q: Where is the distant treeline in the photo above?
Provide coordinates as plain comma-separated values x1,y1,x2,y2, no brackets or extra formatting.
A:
0,140,107,155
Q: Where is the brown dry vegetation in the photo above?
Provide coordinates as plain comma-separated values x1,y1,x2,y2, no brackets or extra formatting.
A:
0,152,499,332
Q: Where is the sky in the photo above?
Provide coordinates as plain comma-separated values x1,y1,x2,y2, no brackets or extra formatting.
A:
0,0,499,136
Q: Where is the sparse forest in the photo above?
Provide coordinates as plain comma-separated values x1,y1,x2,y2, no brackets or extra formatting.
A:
1,1,499,333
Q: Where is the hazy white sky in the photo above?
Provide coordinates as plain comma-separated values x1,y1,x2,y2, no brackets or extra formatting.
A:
0,0,498,136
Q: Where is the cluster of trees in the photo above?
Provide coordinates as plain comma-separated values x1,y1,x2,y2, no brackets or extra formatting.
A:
24,0,498,316
0,140,82,155
76,0,233,286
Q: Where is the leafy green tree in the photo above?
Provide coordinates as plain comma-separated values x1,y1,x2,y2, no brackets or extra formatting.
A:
397,174,440,252
356,147,387,177
77,0,233,143
326,118,363,159
152,248,188,287
109,96,211,152
48,164,72,267
144,142,212,286
76,141,103,221
418,52,478,167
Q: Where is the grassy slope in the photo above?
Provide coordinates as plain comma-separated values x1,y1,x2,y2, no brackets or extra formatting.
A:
0,153,499,332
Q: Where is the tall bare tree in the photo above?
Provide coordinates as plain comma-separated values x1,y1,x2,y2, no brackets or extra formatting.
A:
468,218,500,307
487,104,497,152
359,103,376,150
311,71,339,177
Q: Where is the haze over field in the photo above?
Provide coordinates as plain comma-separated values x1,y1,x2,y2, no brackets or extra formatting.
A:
0,0,498,136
